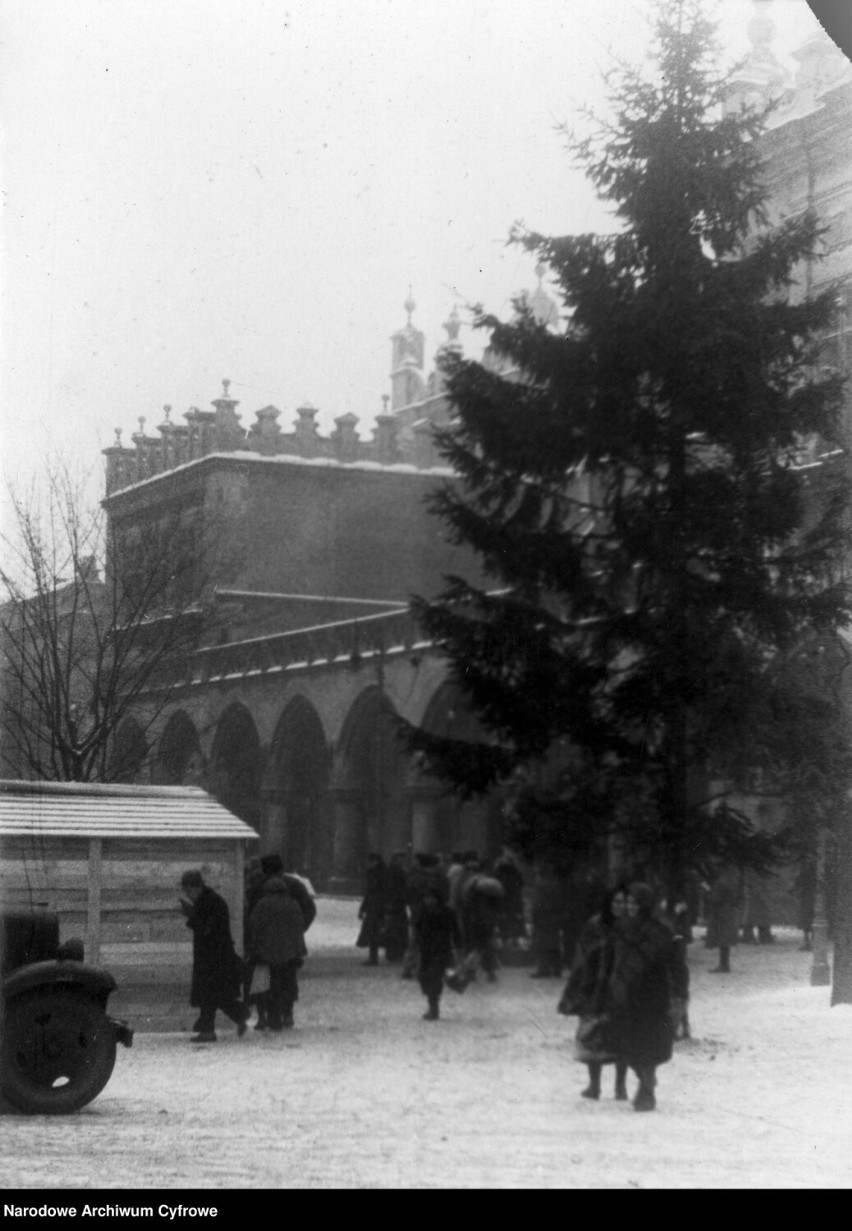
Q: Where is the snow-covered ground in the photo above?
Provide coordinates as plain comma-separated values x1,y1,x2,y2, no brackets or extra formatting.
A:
2,897,851,1189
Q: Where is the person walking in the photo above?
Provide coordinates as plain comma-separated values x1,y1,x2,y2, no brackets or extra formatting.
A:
384,851,410,963
415,889,461,1020
559,885,629,1101
494,846,527,948
608,882,685,1112
460,864,504,983
357,852,388,966
179,869,248,1044
741,869,774,945
247,876,307,1030
446,864,505,991
703,864,743,973
401,852,450,978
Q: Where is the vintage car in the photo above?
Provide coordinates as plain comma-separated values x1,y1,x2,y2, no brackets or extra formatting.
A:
1,908,133,1114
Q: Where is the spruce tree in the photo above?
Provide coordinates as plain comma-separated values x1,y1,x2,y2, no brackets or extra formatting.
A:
407,0,851,890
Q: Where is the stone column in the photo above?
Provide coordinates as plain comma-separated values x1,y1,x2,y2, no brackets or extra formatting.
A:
327,788,365,893
408,786,441,854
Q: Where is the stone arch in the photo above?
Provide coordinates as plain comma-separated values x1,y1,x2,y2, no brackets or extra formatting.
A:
414,682,502,860
266,696,331,885
209,702,263,832
154,710,203,785
110,717,148,783
332,685,410,884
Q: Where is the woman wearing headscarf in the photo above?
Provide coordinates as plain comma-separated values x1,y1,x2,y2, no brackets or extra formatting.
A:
558,885,629,1101
608,882,685,1111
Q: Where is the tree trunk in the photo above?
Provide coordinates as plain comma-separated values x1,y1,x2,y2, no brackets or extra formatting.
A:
830,806,852,1005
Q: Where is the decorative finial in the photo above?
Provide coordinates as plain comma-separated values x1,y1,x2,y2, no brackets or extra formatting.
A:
405,287,415,325
443,304,461,343
163,404,172,421
138,416,146,434
222,379,231,398
114,428,122,446
382,394,390,414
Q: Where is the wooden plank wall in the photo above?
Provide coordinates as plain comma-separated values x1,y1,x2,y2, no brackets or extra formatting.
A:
0,835,246,995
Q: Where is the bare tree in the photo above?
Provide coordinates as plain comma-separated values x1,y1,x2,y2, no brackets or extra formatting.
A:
0,462,230,783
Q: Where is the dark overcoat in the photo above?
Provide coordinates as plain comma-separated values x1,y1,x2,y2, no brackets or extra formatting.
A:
247,872,317,932
248,880,308,967
416,902,460,967
184,885,242,1007
704,868,743,950
357,861,388,948
383,861,410,958
607,915,678,1068
560,913,619,1065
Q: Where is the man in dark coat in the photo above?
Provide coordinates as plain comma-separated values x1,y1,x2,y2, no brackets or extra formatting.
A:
357,852,388,966
415,889,461,1020
703,864,743,973
180,869,248,1043
248,876,307,1030
401,852,450,978
383,851,410,962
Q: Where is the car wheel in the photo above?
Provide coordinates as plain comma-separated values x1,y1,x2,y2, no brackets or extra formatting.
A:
1,988,117,1114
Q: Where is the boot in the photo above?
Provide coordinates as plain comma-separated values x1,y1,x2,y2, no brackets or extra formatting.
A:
581,1063,601,1100
633,1086,656,1111
614,1064,628,1101
423,998,440,1021
633,1067,656,1111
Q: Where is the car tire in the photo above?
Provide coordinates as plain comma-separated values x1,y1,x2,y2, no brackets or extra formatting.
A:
1,987,117,1114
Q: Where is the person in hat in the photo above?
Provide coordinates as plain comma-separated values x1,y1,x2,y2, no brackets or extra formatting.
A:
247,875,307,1030
415,888,461,1020
179,869,248,1043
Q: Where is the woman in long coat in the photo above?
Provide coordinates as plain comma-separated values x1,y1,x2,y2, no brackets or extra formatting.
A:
608,882,683,1111
559,885,629,1101
703,865,743,973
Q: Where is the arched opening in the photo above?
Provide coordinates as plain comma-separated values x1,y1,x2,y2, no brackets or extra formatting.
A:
416,682,502,860
210,703,263,832
154,711,203,785
333,687,409,881
267,697,331,885
109,718,148,783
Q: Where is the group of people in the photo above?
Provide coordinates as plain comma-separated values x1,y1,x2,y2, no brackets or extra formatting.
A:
358,848,526,1020
179,847,749,1115
559,882,690,1113
178,853,316,1042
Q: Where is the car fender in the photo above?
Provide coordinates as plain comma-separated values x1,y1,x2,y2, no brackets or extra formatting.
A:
2,960,117,1009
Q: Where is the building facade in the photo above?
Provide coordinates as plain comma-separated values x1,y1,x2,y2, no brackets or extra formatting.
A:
7,8,849,905
100,300,524,891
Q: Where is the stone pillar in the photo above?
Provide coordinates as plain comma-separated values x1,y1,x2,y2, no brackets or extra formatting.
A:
408,786,441,854
328,788,365,893
260,787,288,855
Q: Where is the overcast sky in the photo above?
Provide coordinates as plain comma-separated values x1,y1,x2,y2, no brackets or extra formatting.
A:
0,0,824,503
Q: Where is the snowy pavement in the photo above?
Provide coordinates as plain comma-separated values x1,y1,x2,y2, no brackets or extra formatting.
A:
2,898,851,1189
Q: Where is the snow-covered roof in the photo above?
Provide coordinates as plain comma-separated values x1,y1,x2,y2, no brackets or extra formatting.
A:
0,780,255,840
